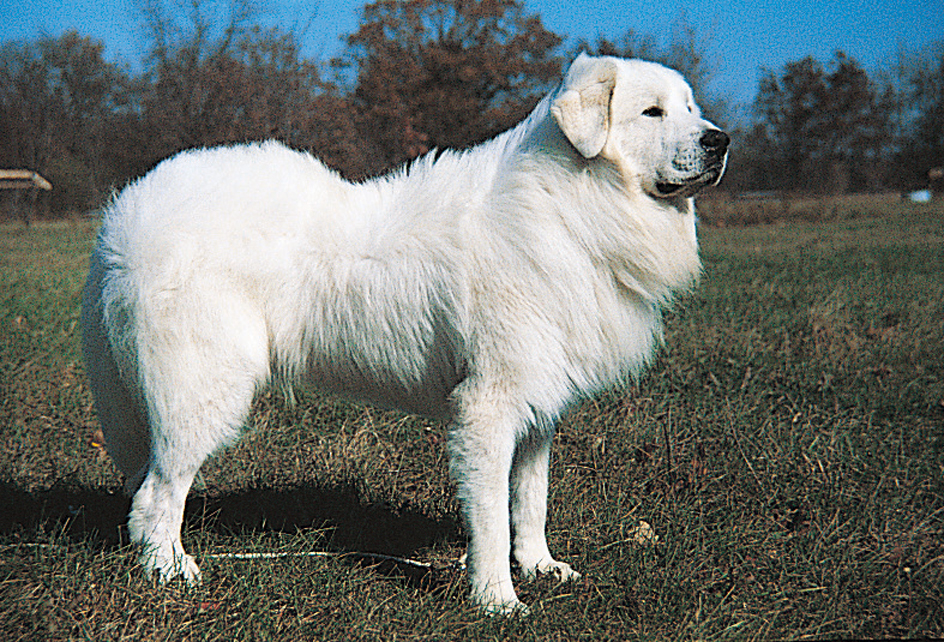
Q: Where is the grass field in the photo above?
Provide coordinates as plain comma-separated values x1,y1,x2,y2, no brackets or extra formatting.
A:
1,198,943,640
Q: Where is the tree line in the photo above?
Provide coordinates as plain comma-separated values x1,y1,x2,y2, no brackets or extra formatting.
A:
1,0,941,220
728,49,944,195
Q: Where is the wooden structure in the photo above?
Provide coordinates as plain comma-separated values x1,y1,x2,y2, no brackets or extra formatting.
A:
0,169,53,191
0,169,52,224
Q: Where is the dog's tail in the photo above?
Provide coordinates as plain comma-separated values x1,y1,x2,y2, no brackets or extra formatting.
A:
81,245,151,493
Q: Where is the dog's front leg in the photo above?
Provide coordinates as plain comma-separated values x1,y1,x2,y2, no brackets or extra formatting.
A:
511,433,580,582
447,382,525,615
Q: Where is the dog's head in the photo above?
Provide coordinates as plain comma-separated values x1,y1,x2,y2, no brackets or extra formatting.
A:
551,53,729,199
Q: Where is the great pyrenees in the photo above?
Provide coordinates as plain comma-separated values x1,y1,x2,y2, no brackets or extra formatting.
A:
82,53,728,614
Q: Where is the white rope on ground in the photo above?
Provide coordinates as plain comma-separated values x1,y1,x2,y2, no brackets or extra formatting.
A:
1,543,456,572
204,550,434,569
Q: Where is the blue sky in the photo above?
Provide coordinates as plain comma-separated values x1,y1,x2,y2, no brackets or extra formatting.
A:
2,0,941,113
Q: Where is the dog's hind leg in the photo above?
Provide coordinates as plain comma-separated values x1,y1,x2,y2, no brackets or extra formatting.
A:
510,432,580,583
126,300,268,584
128,361,261,584
130,462,205,583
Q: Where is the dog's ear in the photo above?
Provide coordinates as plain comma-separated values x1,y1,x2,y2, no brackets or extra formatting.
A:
551,53,618,159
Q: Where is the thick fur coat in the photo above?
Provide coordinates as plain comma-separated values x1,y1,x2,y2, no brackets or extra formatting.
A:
82,54,729,613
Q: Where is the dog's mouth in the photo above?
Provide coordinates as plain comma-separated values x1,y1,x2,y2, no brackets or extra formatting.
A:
654,165,725,199
655,181,695,197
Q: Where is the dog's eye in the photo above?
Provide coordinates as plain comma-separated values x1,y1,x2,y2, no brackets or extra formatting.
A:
642,106,664,118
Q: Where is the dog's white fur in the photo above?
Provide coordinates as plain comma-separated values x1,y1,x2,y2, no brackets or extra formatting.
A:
82,54,728,614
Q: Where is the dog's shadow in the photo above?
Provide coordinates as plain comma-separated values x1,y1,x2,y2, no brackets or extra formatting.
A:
0,480,461,589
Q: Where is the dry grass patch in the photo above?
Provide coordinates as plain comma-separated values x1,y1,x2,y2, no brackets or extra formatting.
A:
2,203,943,639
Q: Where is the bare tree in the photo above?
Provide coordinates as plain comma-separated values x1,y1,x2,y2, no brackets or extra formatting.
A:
137,0,325,159
139,0,264,154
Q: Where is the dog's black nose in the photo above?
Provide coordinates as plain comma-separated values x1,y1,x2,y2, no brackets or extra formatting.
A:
700,129,730,154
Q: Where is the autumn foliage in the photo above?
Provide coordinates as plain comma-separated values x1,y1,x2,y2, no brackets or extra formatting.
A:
340,0,561,170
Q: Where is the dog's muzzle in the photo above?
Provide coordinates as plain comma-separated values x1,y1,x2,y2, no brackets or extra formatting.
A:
656,129,730,197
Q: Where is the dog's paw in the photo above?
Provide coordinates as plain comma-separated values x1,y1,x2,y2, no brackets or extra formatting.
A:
468,576,530,617
140,549,202,586
486,599,531,617
471,590,531,617
520,558,581,583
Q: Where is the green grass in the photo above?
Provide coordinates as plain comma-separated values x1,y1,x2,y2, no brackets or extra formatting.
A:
2,203,943,640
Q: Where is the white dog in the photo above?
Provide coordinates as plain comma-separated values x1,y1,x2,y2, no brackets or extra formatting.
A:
82,54,728,614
